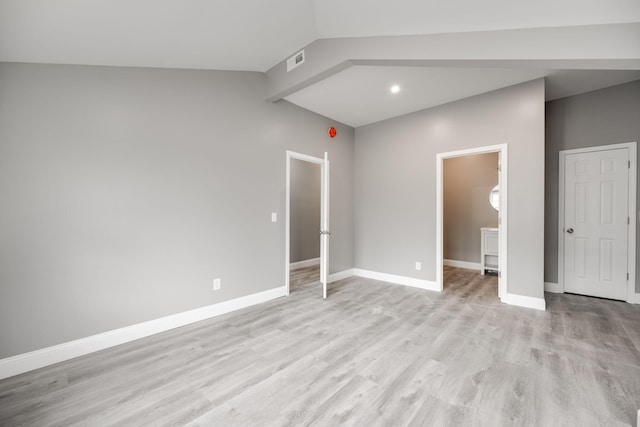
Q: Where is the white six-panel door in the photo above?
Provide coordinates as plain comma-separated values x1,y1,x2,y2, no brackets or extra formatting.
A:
563,148,629,300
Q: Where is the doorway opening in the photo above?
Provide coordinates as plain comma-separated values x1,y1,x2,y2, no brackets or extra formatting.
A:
285,151,330,298
436,144,508,301
288,158,321,294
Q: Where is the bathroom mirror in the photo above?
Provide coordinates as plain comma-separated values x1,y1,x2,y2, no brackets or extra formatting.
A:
489,185,499,211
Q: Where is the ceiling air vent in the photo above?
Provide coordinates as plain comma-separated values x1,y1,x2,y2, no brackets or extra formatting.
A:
286,50,305,72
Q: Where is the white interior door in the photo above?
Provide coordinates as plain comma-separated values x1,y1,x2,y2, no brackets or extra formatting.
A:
320,152,330,298
563,148,629,300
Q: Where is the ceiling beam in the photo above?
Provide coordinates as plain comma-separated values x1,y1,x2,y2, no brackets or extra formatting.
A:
266,23,640,102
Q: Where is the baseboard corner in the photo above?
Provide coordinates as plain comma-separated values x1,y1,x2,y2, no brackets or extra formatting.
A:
504,292,546,311
544,282,562,293
289,257,320,271
443,259,482,271
328,269,356,283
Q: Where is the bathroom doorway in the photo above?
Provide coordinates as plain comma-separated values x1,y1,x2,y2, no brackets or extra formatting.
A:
436,144,508,300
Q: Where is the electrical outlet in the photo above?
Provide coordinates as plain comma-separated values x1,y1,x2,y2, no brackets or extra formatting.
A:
415,262,422,271
213,278,221,291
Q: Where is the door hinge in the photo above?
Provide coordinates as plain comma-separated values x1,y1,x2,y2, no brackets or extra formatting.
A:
627,273,630,280
629,160,631,169
628,217,630,225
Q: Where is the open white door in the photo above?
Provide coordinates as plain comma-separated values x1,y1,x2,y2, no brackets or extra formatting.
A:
320,152,330,299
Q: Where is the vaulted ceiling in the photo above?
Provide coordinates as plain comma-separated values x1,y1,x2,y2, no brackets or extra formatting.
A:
1,0,639,126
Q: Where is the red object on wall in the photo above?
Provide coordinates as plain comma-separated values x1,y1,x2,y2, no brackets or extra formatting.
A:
328,127,337,138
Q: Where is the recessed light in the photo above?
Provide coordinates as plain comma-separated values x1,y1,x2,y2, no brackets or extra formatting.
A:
390,85,400,94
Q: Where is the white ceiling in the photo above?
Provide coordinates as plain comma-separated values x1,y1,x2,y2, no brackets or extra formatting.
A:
0,0,317,72
316,0,640,39
1,1,639,126
285,67,640,127
1,0,638,72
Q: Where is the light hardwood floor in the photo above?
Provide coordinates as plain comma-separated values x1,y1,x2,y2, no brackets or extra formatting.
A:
1,266,640,426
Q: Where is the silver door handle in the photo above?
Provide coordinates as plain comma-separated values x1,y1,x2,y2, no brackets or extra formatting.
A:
566,228,574,234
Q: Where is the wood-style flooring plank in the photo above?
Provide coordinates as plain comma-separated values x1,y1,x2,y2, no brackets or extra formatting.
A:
1,266,640,426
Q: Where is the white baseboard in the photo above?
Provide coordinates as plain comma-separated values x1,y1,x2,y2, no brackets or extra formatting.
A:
504,292,546,311
352,269,439,292
444,259,482,271
328,269,356,283
0,286,287,380
544,283,640,304
544,282,563,293
289,257,320,270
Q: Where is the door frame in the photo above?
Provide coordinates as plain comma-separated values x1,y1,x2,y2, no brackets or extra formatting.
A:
558,142,637,303
285,150,328,296
436,143,508,300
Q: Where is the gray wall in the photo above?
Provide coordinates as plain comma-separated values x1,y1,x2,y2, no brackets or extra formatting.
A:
444,153,499,263
355,79,545,299
290,159,320,263
0,63,355,358
545,79,640,293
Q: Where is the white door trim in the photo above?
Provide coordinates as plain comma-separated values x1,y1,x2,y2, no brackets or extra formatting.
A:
436,143,508,300
321,152,330,299
285,150,326,296
558,142,637,303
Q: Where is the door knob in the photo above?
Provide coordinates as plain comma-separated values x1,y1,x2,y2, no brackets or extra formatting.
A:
566,228,574,234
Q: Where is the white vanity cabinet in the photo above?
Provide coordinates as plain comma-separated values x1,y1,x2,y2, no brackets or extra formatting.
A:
481,227,499,275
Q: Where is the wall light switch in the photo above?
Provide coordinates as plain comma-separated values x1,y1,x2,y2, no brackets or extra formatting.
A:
213,278,221,291
271,212,277,222
415,262,422,271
